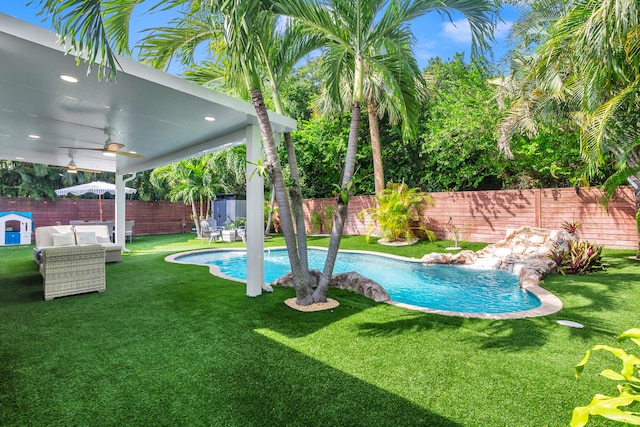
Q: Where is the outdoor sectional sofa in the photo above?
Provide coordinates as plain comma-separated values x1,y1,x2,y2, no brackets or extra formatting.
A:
33,225,122,300
34,225,122,264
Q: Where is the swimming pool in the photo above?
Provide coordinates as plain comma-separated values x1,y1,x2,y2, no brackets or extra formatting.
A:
173,248,542,315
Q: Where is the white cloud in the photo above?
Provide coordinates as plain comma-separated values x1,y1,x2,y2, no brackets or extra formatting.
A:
495,20,513,40
441,19,514,44
440,19,472,44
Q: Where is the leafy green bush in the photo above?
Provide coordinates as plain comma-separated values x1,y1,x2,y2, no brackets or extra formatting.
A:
571,328,640,426
309,210,323,234
322,204,335,234
359,182,436,243
549,239,605,274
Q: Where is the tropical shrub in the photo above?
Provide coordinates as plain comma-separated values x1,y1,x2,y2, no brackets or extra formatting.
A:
309,210,323,234
571,328,640,426
549,240,605,274
562,220,582,240
359,182,436,244
322,204,335,234
448,223,465,248
224,216,246,230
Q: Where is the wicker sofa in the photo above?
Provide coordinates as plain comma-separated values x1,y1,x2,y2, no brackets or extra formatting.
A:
34,225,122,264
39,244,106,301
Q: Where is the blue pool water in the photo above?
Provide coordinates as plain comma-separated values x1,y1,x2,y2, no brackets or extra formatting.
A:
176,248,541,314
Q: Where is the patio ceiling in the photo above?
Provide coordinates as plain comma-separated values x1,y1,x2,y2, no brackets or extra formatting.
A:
0,13,296,175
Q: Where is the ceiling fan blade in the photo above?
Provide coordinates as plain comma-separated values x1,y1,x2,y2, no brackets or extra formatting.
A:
113,150,144,158
60,146,143,158
59,146,105,153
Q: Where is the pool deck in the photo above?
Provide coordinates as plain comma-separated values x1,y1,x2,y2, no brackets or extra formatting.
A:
166,246,563,320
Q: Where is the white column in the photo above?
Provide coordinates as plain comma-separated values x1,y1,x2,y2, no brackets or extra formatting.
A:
245,125,264,297
115,174,126,249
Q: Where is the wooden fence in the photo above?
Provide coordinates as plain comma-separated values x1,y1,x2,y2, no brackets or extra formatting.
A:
1,186,637,248
0,198,192,236
301,187,638,250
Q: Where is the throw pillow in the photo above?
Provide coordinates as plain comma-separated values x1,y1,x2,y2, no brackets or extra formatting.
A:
52,232,76,246
76,231,98,245
95,235,111,244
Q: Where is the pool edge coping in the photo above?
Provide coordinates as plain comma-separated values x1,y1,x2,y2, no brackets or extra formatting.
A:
165,246,563,320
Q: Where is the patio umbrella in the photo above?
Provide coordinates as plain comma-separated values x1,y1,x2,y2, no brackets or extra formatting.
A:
55,181,137,222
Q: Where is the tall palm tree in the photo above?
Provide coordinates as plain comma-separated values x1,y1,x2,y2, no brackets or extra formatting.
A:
136,3,325,303
314,57,428,195
172,14,323,290
275,0,496,298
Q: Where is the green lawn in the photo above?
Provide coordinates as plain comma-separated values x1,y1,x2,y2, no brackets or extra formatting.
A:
1,234,638,426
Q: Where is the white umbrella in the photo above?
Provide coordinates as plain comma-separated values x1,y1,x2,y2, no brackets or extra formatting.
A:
55,181,137,222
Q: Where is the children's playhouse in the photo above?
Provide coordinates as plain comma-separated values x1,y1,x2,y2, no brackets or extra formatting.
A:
0,211,33,245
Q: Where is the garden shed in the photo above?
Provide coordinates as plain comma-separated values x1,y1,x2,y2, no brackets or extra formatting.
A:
0,211,33,246
213,194,247,228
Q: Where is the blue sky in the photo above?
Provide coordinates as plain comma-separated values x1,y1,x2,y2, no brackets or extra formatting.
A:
1,2,521,71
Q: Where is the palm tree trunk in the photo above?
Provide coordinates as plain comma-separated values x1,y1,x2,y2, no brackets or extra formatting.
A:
192,201,201,238
249,89,314,304
314,101,362,301
367,100,385,194
265,189,275,237
283,131,311,283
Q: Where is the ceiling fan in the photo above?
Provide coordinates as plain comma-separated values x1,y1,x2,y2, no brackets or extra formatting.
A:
60,129,143,159
65,158,101,174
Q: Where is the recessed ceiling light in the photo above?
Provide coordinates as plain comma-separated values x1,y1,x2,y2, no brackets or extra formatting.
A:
103,151,117,157
67,169,78,174
60,74,78,83
204,116,216,122
28,134,40,139
128,151,137,154
15,157,24,160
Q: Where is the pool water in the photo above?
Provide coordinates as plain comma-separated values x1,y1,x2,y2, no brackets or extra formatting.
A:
176,248,541,314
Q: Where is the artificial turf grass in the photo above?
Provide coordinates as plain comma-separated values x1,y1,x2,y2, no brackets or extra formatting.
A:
1,234,639,426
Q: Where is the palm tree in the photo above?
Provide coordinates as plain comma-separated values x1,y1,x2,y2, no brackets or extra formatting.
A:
314,56,428,195
275,0,496,298
150,155,226,238
496,0,640,257
135,3,324,303
172,14,323,289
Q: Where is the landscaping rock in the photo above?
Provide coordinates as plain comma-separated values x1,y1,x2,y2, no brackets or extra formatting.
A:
329,272,390,302
421,226,570,287
271,269,390,302
420,252,453,264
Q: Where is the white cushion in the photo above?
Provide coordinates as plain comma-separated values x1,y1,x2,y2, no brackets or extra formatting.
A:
96,235,111,243
52,232,76,246
76,231,98,245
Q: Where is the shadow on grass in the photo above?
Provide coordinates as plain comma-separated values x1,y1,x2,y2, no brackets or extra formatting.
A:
0,245,462,426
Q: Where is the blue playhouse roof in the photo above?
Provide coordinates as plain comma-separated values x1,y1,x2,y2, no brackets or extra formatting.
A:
0,211,33,220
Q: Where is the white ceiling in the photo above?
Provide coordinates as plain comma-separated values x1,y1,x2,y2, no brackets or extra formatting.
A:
0,13,296,175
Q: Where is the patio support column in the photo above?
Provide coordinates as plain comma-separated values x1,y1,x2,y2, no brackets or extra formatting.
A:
245,125,264,297
115,175,126,250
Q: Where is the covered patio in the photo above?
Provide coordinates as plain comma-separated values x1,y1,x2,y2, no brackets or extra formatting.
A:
0,13,296,296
